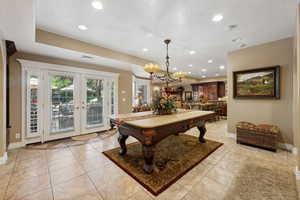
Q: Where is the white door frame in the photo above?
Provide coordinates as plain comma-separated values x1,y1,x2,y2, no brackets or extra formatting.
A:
19,59,119,144
80,74,109,134
44,70,81,142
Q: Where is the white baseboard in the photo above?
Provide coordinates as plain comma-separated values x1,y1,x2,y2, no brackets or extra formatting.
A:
0,152,7,165
292,147,298,155
278,143,297,153
226,132,236,139
226,132,296,154
8,141,26,150
295,166,300,180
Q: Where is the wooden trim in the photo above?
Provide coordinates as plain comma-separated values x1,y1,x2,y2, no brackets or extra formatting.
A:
5,40,16,131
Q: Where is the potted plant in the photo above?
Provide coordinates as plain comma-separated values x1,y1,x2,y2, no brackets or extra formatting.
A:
151,92,177,115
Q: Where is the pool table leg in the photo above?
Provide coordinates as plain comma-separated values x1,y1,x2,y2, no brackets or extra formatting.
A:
142,144,155,174
197,123,207,143
118,134,128,155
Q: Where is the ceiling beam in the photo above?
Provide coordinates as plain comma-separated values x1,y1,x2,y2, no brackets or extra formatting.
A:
36,29,154,67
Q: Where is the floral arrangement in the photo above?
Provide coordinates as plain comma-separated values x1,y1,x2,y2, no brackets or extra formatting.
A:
151,92,177,115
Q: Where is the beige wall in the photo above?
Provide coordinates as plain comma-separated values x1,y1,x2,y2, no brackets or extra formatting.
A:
227,38,294,145
9,52,133,143
0,37,6,157
295,4,300,168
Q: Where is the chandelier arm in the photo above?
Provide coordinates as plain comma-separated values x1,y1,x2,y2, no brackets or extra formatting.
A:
145,39,184,85
153,73,181,83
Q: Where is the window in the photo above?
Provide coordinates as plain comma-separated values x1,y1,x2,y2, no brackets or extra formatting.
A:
86,79,103,126
28,75,39,134
133,77,151,106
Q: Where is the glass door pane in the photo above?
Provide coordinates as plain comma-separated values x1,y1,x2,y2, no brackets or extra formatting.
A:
86,79,103,127
50,75,75,133
111,80,115,115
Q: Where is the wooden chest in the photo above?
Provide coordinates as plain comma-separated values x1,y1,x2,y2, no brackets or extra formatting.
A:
236,127,277,152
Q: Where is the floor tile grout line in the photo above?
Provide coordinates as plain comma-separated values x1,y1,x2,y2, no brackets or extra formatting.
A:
68,142,105,200
3,149,52,200
9,150,52,200
2,151,18,200
68,143,94,173
48,146,88,186
70,135,123,200
46,149,55,200
86,172,106,200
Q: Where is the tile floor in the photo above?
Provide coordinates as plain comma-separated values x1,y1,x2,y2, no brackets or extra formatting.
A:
0,120,298,200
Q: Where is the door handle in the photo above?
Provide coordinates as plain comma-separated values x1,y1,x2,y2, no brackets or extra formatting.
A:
75,106,80,109
82,106,85,109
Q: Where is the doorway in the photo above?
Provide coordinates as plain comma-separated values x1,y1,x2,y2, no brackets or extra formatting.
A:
20,60,118,144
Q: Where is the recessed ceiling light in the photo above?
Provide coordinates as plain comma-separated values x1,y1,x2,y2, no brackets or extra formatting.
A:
78,25,88,30
202,69,207,72
208,59,213,63
143,48,148,52
91,0,103,10
227,24,238,31
202,75,207,78
189,50,196,55
146,33,153,37
219,65,225,70
173,67,177,70
189,64,193,67
212,14,223,22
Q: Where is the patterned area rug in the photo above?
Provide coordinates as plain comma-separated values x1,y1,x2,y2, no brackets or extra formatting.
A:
103,134,223,196
224,161,298,200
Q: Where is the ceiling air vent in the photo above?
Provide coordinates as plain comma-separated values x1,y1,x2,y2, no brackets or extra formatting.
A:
227,24,238,31
240,43,247,48
81,55,93,59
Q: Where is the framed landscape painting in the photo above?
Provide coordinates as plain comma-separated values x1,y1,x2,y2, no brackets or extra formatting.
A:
233,66,280,99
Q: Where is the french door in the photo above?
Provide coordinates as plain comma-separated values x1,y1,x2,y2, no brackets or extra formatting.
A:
44,71,80,141
22,61,118,144
81,75,106,134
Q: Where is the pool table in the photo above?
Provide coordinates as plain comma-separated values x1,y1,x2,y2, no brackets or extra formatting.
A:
110,110,216,173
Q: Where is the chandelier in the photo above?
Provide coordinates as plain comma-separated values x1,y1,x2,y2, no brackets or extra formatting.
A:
144,39,187,87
